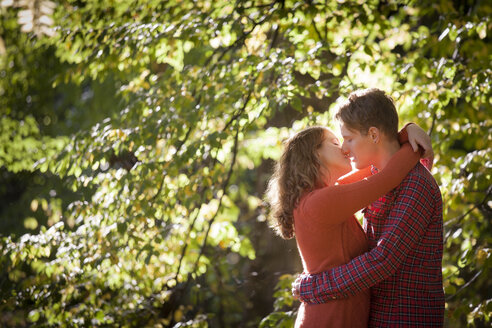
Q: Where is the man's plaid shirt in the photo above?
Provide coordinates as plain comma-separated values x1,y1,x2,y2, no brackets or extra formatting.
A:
298,163,445,327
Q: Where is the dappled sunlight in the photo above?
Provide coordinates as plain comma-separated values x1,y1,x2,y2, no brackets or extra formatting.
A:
0,0,490,327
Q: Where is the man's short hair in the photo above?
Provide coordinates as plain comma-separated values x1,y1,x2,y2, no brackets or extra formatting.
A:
335,88,399,140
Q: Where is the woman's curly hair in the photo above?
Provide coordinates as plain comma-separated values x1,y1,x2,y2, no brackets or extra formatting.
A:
265,127,327,239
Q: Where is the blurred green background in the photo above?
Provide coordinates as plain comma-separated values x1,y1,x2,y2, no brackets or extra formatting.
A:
0,0,490,327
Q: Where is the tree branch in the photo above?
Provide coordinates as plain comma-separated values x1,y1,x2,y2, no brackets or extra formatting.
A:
149,124,194,208
428,110,437,137
205,5,277,69
166,94,246,324
311,19,324,43
445,269,483,301
444,185,491,230
174,208,201,279
191,111,241,277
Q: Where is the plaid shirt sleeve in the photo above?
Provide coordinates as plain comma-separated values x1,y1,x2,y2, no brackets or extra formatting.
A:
298,169,437,304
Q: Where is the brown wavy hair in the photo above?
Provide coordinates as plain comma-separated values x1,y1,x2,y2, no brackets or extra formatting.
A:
265,126,327,239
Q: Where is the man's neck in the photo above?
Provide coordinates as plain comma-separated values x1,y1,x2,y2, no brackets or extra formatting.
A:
373,139,401,170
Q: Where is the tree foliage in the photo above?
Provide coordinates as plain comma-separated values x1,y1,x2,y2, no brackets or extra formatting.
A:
0,0,490,327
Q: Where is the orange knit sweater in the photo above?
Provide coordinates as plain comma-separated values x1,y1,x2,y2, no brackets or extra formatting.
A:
293,143,420,328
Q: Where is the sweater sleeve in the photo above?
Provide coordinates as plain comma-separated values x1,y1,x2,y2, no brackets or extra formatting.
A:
298,167,438,303
336,166,373,185
398,123,413,144
301,143,419,225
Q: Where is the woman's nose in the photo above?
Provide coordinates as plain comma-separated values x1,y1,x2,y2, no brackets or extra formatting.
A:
341,144,349,155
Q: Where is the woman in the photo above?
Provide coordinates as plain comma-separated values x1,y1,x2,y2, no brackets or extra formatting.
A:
265,124,431,327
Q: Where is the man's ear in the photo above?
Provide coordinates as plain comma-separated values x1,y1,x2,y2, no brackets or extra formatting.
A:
368,127,381,144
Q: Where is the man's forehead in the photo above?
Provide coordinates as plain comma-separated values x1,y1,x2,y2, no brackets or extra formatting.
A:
339,123,359,136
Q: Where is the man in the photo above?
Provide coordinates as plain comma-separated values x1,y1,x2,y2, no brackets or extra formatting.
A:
293,88,444,327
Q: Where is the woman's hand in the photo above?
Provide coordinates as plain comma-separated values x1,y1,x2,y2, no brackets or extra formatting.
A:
292,274,301,300
406,123,434,165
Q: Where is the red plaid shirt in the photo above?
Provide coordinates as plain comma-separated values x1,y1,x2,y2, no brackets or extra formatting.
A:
298,163,445,327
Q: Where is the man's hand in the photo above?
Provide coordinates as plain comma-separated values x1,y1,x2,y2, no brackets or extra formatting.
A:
292,274,301,300
406,123,434,167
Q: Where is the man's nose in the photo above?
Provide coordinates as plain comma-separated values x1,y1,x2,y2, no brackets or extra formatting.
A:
341,143,349,155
